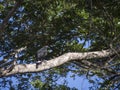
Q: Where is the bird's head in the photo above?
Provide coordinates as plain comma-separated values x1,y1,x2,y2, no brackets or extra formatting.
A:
44,46,52,53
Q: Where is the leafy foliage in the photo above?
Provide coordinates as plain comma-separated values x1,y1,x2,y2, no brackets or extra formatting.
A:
0,0,120,89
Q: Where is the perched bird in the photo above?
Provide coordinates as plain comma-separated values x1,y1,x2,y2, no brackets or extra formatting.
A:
36,46,49,68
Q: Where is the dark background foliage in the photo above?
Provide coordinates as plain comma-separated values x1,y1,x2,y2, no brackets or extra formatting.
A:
0,0,120,89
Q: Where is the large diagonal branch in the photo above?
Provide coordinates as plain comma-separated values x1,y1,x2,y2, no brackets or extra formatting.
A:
0,47,120,77
0,1,22,37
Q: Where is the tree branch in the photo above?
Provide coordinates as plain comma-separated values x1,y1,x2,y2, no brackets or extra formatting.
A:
0,1,22,37
0,47,120,77
0,46,26,65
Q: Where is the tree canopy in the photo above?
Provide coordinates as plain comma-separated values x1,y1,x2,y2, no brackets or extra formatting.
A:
0,0,120,89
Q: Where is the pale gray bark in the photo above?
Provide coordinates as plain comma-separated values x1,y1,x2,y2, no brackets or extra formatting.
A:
0,47,120,77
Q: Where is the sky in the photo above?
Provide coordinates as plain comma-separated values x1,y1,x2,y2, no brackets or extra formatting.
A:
57,72,92,90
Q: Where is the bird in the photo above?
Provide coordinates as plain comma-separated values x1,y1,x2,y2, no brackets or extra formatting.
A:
36,46,49,68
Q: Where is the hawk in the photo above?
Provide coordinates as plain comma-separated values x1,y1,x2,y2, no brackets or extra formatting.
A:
36,46,49,68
